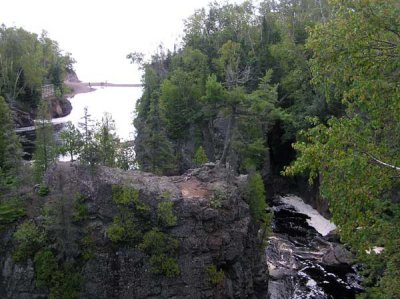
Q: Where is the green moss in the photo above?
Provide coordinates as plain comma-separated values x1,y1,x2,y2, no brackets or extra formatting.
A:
158,201,177,227
13,221,46,262
205,264,224,285
107,217,126,242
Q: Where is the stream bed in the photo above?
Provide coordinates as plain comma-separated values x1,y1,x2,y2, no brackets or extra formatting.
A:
266,195,363,299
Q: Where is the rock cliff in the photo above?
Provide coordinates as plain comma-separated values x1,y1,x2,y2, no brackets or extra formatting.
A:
0,162,268,298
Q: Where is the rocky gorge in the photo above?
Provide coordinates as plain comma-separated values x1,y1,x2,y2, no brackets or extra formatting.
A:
0,162,268,298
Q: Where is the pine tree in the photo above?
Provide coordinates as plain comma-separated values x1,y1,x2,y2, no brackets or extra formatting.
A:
33,99,56,183
59,121,83,162
0,96,22,188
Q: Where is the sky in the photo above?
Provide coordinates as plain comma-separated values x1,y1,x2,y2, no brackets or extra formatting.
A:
0,0,246,84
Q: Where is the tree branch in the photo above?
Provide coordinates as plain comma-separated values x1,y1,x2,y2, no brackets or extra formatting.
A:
366,152,400,172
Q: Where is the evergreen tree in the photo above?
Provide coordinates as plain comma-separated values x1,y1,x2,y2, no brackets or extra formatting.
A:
0,96,21,188
33,99,56,183
59,122,83,162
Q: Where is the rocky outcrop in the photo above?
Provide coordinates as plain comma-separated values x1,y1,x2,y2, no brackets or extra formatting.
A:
48,96,72,118
0,162,268,298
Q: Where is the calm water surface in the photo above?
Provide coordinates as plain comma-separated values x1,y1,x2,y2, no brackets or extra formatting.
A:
54,86,142,140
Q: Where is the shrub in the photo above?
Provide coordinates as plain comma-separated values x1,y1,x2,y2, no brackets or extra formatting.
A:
194,146,208,166
13,221,46,262
149,254,180,278
72,194,88,222
210,189,226,209
205,264,224,285
0,198,26,230
112,185,139,206
34,249,58,288
38,185,49,197
247,172,267,223
139,228,180,278
107,216,142,243
48,265,82,299
158,201,177,227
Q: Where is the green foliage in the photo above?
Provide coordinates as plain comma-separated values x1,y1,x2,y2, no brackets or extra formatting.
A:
48,265,82,299
38,184,49,197
210,190,226,209
107,217,127,243
139,228,179,255
149,254,180,278
284,0,400,296
204,264,224,285
72,194,88,222
194,146,208,166
247,172,267,223
13,221,46,262
0,96,21,189
0,198,25,230
112,185,139,206
157,201,177,227
34,249,58,288
108,185,151,244
139,228,180,278
59,122,83,162
33,100,57,183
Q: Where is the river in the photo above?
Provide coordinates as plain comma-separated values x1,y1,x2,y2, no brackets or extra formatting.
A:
18,86,142,159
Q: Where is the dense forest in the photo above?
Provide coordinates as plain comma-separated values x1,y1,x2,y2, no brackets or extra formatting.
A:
131,0,400,297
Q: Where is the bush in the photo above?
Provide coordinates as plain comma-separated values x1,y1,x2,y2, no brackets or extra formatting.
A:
13,221,46,262
158,201,177,227
72,194,88,222
194,146,208,166
210,189,226,209
107,216,142,243
48,265,82,299
112,185,139,205
34,249,58,288
0,198,26,230
149,254,180,278
38,185,49,197
139,228,180,278
205,264,224,285
247,172,267,223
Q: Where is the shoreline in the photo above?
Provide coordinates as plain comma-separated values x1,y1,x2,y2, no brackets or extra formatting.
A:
64,80,96,98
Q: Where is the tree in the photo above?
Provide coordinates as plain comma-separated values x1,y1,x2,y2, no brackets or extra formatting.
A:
94,113,119,167
0,96,21,188
59,122,82,162
33,99,56,183
284,0,400,296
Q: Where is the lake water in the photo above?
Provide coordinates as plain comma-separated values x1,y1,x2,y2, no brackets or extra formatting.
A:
54,86,142,140
18,86,142,160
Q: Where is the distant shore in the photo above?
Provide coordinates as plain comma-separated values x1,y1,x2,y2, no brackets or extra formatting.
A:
64,81,142,98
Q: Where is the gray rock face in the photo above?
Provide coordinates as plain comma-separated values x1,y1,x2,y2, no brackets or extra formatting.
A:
0,162,268,298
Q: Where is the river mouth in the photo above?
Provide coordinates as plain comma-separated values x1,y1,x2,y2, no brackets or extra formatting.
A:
266,195,364,299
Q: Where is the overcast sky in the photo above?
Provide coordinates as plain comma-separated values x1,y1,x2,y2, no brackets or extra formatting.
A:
0,0,247,83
